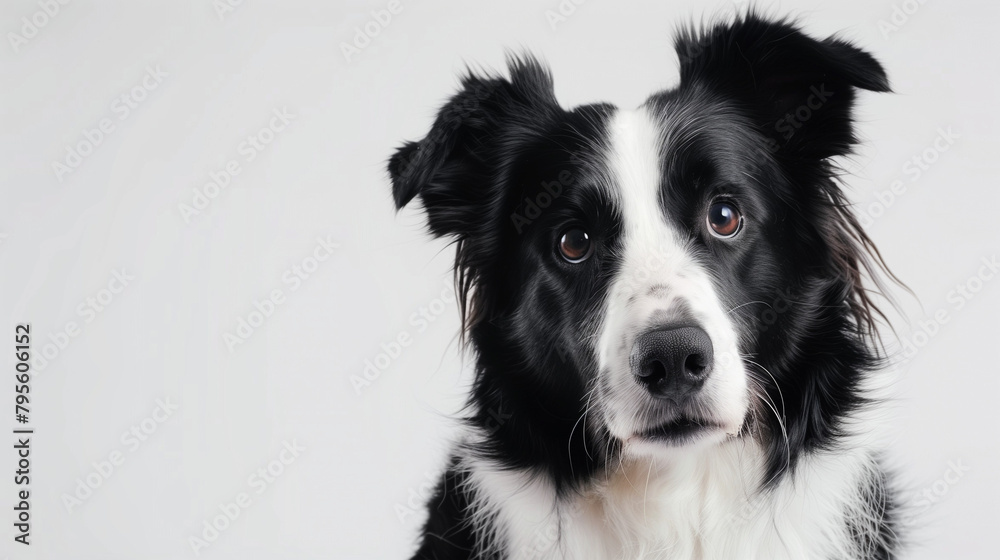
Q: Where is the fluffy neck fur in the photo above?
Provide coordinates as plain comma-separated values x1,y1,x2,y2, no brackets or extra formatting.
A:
459,425,892,560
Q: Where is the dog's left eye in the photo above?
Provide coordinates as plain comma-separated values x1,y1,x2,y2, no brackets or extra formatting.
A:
707,201,743,238
558,228,593,263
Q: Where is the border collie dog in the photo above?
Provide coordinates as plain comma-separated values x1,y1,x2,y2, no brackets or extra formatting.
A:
389,14,902,560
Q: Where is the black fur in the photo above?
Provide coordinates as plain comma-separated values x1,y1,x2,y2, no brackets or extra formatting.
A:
391,13,901,559
410,458,499,560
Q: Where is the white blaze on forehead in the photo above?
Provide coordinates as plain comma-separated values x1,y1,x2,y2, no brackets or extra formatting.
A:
605,107,682,248
596,107,749,439
596,106,688,376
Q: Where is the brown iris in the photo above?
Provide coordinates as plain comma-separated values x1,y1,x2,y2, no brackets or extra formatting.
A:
707,201,742,238
558,228,592,263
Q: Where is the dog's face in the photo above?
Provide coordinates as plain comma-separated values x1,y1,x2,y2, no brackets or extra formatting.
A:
390,16,889,476
594,103,760,454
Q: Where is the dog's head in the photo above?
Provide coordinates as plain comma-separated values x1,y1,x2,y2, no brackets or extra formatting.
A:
389,14,891,481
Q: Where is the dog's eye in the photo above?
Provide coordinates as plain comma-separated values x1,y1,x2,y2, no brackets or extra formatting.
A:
707,201,742,238
558,228,592,263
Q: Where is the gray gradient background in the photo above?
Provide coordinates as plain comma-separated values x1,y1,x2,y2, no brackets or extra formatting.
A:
1,0,997,558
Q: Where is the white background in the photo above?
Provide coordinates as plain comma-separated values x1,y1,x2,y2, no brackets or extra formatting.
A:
1,0,997,558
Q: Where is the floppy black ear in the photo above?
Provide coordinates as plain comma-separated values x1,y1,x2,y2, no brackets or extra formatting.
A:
675,13,889,161
387,57,558,239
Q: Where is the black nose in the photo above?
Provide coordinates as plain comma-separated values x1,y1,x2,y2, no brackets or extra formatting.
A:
631,326,713,402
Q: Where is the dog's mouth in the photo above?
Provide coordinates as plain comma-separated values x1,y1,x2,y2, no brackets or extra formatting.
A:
632,416,723,444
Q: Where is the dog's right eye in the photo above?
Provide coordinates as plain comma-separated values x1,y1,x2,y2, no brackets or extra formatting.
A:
558,228,592,263
707,200,743,239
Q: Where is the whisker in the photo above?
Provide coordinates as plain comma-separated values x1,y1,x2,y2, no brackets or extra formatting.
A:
743,359,792,484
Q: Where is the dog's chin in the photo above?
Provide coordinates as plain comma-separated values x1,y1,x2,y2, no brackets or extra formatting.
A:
621,416,738,457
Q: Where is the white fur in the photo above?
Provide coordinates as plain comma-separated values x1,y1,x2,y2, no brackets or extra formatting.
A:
595,107,748,451
460,433,885,560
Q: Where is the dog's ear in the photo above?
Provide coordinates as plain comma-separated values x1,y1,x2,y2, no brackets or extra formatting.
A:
388,57,558,239
675,13,889,161
676,15,903,342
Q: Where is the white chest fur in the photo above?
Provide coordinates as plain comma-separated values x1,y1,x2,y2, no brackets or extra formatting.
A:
464,439,880,560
